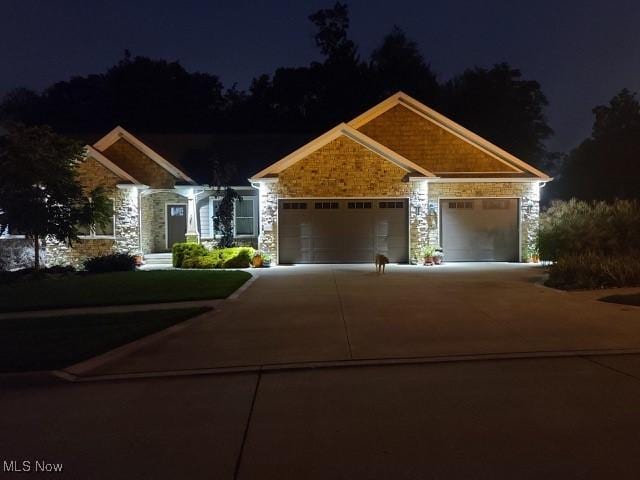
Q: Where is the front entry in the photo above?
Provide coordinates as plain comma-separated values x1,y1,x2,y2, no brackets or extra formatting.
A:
166,203,187,249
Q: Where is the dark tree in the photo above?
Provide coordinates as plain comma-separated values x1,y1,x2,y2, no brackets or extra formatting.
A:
0,124,113,269
210,159,241,248
552,89,640,201
370,26,439,104
442,63,553,167
309,2,358,61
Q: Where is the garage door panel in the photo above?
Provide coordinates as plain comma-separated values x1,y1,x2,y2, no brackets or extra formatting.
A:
279,199,408,263
441,198,518,262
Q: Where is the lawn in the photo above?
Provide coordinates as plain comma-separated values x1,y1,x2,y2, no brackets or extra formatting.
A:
0,270,252,312
0,307,210,372
600,292,640,307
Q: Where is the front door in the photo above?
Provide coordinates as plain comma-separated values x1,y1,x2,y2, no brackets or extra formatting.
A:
166,204,187,249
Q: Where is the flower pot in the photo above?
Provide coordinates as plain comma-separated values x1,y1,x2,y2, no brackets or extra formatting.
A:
433,256,443,265
133,255,143,267
252,255,264,268
423,256,434,266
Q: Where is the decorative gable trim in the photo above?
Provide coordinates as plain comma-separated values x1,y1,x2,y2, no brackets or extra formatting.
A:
348,92,551,180
85,145,145,186
250,123,436,181
93,126,197,184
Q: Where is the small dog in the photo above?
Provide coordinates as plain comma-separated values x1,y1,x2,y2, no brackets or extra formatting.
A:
374,254,389,274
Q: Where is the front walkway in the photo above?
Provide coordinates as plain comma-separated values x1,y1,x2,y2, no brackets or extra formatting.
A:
84,263,640,376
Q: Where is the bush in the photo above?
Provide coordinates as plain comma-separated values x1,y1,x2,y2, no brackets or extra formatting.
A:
172,243,207,268
84,253,136,273
538,199,640,261
222,248,253,268
546,252,640,290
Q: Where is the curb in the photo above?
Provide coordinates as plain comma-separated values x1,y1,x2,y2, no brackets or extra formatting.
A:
53,346,640,383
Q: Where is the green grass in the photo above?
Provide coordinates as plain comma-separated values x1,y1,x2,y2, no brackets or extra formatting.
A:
0,307,210,373
0,270,252,312
600,293,640,307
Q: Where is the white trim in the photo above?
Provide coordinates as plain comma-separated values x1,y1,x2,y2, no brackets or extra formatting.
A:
164,202,188,250
428,177,545,183
348,92,551,180
85,145,145,185
250,123,436,181
93,126,197,184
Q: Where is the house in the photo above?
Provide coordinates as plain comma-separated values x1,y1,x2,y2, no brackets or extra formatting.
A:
0,127,261,269
250,92,550,264
0,92,549,268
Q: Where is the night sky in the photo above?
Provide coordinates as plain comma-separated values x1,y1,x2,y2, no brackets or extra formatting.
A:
2,0,639,152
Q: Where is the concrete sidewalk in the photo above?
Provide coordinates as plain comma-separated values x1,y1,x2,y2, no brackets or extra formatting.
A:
4,353,640,479
0,299,222,320
85,263,640,376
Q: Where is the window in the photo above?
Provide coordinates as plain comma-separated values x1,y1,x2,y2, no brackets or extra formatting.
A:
314,202,339,209
379,201,404,209
282,202,307,210
210,199,222,236
170,206,185,216
448,201,473,209
235,198,254,235
483,199,511,210
347,201,372,209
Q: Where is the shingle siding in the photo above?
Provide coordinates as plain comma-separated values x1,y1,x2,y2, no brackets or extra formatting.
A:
357,105,520,174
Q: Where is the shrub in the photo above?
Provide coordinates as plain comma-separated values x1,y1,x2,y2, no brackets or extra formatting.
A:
84,253,136,273
546,252,640,290
221,247,254,268
172,242,207,268
538,199,640,261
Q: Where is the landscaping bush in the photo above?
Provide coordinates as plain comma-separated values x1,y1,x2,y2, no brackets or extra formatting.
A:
173,244,255,269
222,247,254,268
546,252,640,290
172,242,207,268
538,199,640,261
84,253,136,273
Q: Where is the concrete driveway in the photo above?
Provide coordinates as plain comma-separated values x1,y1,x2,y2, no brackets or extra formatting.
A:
87,263,640,376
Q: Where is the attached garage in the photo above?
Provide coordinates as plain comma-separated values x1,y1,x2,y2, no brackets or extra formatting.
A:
440,198,519,262
278,199,408,264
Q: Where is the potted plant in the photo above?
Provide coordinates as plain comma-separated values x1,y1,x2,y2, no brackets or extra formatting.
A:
262,253,272,267
132,252,144,267
421,245,436,265
527,245,540,263
433,247,444,265
251,250,264,268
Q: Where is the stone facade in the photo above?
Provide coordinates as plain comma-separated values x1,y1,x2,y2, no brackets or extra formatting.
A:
258,136,431,262
357,105,520,174
140,191,188,253
427,181,539,261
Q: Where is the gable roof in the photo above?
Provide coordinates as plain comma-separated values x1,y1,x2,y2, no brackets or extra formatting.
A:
93,126,197,185
250,123,436,181
348,92,550,180
85,145,145,185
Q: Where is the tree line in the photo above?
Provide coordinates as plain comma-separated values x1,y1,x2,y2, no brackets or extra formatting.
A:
0,2,638,202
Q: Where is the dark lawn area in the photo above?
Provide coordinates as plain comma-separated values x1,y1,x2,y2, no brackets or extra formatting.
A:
0,270,252,312
601,292,640,307
0,307,210,372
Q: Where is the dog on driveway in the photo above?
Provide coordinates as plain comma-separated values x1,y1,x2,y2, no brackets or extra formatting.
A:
375,254,389,274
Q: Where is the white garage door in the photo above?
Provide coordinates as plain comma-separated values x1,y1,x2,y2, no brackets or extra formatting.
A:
279,199,408,263
440,198,519,262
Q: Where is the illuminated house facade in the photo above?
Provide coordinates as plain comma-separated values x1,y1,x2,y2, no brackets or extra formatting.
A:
0,92,549,268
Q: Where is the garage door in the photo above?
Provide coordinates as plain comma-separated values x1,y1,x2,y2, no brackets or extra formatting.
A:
440,198,519,262
279,199,408,263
